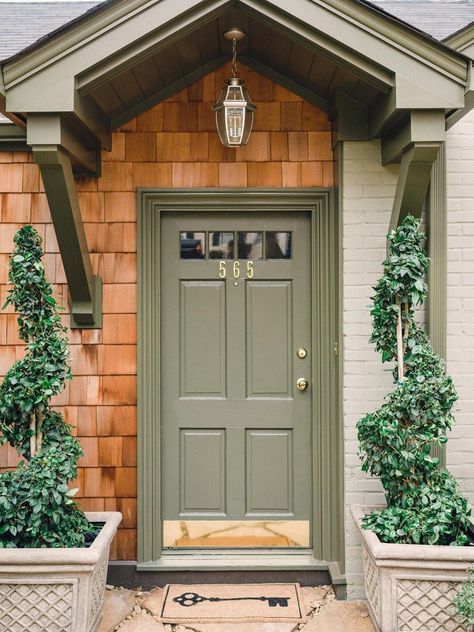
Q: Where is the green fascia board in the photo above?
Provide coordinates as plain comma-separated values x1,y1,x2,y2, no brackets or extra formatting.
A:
1,0,470,119
137,188,344,572
2,0,468,88
0,121,29,150
443,27,474,129
444,22,474,54
237,1,393,92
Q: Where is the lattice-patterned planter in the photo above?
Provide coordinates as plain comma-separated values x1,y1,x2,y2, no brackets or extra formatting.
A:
351,505,474,632
0,512,121,632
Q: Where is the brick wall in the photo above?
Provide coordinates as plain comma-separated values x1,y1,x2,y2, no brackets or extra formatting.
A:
446,112,474,507
341,140,399,598
342,134,473,598
0,62,334,560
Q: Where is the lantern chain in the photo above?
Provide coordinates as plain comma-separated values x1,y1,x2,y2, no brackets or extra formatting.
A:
232,37,238,78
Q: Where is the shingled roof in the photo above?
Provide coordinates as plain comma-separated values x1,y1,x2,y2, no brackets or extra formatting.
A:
0,1,103,61
0,0,473,62
371,0,474,40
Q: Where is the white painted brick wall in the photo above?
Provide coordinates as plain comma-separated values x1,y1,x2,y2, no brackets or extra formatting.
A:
343,130,474,599
342,139,399,598
446,112,474,507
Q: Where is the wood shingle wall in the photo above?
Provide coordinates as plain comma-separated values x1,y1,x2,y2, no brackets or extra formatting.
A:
0,63,334,559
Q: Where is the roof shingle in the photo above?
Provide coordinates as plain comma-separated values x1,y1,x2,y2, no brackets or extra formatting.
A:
0,1,103,61
0,0,473,63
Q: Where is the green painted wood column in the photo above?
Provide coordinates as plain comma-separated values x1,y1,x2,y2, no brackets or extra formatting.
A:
427,143,447,467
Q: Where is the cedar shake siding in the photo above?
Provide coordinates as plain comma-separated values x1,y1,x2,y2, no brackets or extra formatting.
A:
0,62,334,560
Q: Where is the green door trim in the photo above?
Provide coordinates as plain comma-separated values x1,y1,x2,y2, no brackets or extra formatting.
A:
137,188,344,582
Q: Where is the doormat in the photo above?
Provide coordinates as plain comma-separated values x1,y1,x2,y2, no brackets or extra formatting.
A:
159,583,306,624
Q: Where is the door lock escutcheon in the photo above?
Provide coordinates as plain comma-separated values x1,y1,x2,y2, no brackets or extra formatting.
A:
296,347,307,359
296,377,309,392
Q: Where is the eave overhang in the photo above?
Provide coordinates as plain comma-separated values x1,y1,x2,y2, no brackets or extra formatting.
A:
443,22,474,130
0,0,470,120
0,0,472,332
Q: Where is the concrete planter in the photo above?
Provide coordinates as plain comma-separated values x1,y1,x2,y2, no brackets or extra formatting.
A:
351,505,474,632
0,511,121,632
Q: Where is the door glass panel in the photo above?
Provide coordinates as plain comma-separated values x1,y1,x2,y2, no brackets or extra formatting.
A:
180,232,205,259
266,232,292,259
237,232,263,259
163,520,310,548
209,232,234,259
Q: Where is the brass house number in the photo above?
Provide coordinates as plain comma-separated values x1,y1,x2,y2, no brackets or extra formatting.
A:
218,261,254,279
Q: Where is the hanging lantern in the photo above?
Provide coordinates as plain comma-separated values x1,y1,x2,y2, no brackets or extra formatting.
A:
212,29,256,147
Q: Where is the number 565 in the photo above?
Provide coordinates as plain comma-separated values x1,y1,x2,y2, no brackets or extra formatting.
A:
218,261,254,279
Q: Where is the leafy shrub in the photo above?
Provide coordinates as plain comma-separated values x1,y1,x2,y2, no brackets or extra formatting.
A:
453,567,474,628
0,226,91,547
357,216,471,545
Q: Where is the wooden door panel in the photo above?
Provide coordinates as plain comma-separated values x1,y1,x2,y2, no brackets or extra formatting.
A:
180,430,225,514
246,281,292,397
180,281,226,397
246,430,293,514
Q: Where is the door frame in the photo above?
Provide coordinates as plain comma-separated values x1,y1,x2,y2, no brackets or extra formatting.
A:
137,189,343,579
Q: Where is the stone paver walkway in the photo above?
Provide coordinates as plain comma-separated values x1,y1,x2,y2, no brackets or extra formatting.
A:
97,585,374,632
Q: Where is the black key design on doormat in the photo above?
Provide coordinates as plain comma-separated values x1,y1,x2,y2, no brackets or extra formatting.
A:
173,592,290,608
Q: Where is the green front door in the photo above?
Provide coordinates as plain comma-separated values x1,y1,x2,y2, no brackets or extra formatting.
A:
161,211,312,548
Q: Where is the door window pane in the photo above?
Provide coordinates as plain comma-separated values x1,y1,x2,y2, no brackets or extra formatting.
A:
237,232,263,259
180,232,205,259
209,232,234,259
266,232,292,259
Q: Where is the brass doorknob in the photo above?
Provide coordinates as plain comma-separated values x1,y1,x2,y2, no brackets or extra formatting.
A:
296,377,309,392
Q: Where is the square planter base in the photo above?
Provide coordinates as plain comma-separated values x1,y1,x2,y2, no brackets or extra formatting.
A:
351,505,474,632
0,512,121,632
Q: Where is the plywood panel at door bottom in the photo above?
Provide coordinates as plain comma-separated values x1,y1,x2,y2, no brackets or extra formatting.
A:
180,430,225,513
180,281,226,396
162,520,310,547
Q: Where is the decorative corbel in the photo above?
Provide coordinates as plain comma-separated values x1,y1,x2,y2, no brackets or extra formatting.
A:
31,144,102,328
27,122,102,328
382,110,445,238
388,142,441,234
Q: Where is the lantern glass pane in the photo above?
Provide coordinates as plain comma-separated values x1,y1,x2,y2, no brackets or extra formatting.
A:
226,106,245,144
241,111,254,145
227,85,244,102
215,111,226,145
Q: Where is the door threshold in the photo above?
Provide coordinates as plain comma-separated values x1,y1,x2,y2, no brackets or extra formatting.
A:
137,549,329,572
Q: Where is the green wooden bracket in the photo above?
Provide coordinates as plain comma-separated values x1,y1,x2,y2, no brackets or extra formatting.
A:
381,110,445,166
31,144,102,329
388,142,441,238
27,113,100,177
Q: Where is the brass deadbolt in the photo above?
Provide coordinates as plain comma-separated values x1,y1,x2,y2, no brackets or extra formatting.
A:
296,347,307,359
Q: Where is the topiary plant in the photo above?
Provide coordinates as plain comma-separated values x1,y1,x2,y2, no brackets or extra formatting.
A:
357,215,471,546
0,225,91,547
